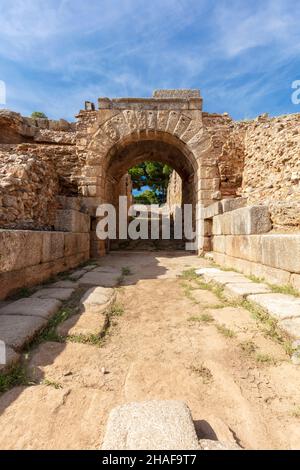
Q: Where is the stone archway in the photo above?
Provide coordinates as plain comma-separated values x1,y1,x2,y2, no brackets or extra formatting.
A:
76,90,218,256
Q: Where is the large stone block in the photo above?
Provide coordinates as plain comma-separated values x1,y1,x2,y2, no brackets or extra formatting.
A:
231,205,272,235
42,232,64,263
212,235,226,254
0,230,43,273
225,235,262,263
212,252,291,285
261,235,300,273
101,400,200,450
212,213,232,235
64,233,90,257
247,293,300,320
55,210,90,233
203,202,223,219
221,197,247,213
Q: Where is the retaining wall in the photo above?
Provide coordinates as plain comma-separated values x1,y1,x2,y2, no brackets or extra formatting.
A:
205,199,300,289
0,230,90,299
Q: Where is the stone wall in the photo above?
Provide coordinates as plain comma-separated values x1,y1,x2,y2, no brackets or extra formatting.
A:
0,111,79,229
205,199,300,289
0,229,90,299
0,149,59,229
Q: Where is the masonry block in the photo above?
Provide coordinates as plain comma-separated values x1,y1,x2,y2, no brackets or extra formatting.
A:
231,205,272,235
0,230,43,273
261,234,300,274
42,232,64,262
225,235,262,263
55,210,90,233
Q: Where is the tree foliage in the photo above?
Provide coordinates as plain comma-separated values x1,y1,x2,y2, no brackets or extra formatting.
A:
31,111,48,119
129,161,172,204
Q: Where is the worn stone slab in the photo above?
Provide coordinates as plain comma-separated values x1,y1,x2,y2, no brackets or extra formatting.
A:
92,266,120,274
0,315,47,350
224,282,271,300
201,271,250,285
0,346,20,372
31,288,75,301
28,342,108,388
51,280,78,289
69,269,87,280
0,298,61,319
81,287,115,313
195,268,222,276
212,205,272,236
247,293,300,320
278,318,300,339
57,311,107,337
78,272,119,288
101,400,200,450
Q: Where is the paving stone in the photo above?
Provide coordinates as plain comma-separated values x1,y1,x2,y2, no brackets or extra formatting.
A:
57,311,107,337
278,318,300,339
69,269,87,280
0,345,20,372
195,268,223,276
92,266,120,274
0,298,62,319
247,293,300,320
31,288,75,301
78,272,119,288
0,315,47,350
81,287,116,313
28,342,108,388
51,280,78,289
202,271,250,285
224,282,271,300
101,400,200,450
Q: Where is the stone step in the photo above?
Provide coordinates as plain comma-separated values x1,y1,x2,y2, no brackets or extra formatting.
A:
196,267,300,339
101,400,200,450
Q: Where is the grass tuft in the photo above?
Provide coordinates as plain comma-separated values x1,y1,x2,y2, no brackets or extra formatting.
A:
216,324,236,338
0,365,29,394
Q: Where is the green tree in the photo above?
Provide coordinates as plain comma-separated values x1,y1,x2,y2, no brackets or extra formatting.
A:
134,189,160,205
128,161,172,203
31,111,48,119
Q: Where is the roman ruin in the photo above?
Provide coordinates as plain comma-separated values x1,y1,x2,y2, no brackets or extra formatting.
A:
1,89,300,450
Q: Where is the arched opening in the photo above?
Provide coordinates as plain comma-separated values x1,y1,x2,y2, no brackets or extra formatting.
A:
97,133,198,252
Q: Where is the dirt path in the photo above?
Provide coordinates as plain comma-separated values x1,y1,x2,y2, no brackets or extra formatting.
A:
0,252,300,449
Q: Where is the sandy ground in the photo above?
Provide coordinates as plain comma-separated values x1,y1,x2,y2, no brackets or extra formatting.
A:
0,251,300,450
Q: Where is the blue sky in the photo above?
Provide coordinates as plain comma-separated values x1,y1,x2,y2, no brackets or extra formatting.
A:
0,0,300,121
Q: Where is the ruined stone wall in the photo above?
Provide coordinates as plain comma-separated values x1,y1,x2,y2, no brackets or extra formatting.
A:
0,111,79,229
240,114,300,230
0,149,59,229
